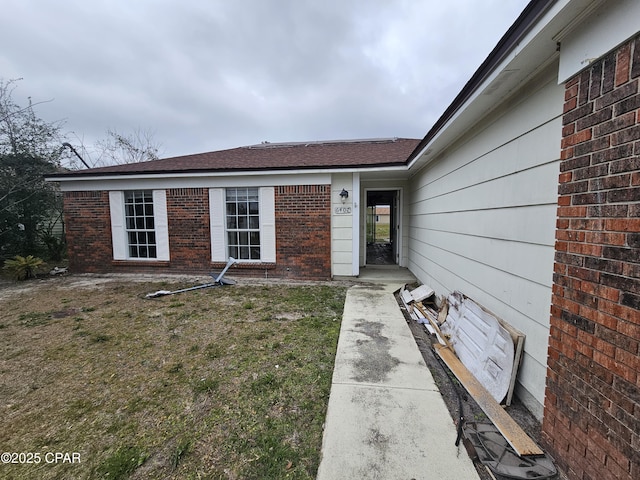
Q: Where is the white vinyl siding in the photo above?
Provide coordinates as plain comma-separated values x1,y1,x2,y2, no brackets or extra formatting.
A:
109,190,169,261
209,187,275,263
406,66,563,418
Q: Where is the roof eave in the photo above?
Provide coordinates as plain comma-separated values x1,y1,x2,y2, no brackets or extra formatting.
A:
45,162,409,182
405,0,557,168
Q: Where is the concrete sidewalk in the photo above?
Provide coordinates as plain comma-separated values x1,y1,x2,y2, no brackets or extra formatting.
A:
317,275,479,479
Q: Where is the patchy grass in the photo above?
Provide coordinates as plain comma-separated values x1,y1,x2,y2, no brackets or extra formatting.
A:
0,279,346,479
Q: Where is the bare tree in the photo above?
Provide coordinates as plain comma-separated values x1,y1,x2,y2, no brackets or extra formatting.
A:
94,127,162,166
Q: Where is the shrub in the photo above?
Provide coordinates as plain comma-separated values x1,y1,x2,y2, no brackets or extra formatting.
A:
3,254,44,281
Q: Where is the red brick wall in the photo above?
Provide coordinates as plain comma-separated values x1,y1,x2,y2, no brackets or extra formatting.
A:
63,184,331,280
166,188,210,270
543,36,640,480
63,191,112,272
274,185,331,279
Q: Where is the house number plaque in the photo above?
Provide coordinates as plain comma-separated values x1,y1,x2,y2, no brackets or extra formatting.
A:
334,206,351,215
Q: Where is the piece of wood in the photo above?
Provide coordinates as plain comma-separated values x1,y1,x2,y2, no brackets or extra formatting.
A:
437,300,448,326
435,344,543,457
410,284,434,303
401,287,414,306
485,466,498,480
415,303,454,351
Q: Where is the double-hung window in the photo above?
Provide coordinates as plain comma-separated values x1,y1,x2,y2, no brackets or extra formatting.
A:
209,187,275,263
109,190,169,261
226,187,261,260
124,190,156,258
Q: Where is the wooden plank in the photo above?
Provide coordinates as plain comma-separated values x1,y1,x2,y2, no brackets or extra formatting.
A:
437,300,449,326
505,334,525,406
435,344,543,457
415,303,454,351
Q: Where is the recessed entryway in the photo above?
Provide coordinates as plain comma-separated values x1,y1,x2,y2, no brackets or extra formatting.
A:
365,189,399,265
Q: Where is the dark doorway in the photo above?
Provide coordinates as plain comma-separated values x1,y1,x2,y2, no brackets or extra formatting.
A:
366,190,398,265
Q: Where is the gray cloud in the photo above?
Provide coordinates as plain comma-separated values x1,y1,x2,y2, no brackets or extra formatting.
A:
0,0,529,160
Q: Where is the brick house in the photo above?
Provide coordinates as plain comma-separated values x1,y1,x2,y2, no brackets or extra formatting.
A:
49,1,639,478
50,138,419,280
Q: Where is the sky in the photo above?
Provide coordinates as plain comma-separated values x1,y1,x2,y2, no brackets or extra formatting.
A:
0,0,531,163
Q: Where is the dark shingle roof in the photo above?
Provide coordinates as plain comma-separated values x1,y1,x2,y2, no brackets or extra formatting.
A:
51,138,421,178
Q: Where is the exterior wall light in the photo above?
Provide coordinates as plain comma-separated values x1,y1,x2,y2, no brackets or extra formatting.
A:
339,188,349,203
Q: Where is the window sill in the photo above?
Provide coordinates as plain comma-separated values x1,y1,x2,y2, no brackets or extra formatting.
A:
211,261,276,270
112,260,171,267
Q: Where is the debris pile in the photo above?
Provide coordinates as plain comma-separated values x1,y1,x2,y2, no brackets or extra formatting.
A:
399,284,557,480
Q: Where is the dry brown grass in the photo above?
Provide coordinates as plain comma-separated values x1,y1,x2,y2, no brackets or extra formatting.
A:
0,275,346,479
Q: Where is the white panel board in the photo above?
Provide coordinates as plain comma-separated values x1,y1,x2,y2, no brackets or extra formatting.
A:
209,188,226,262
109,191,126,260
259,187,276,263
153,190,170,261
441,292,515,403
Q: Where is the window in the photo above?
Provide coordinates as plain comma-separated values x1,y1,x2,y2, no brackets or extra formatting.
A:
226,187,261,260
209,187,274,263
109,190,169,261
124,190,157,258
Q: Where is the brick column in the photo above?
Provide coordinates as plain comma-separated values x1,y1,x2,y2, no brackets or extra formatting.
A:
543,37,640,480
166,188,210,270
275,185,331,279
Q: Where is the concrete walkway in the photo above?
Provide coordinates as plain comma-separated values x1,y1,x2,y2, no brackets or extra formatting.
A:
317,269,479,479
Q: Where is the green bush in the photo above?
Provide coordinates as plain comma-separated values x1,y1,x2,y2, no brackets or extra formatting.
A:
3,254,44,281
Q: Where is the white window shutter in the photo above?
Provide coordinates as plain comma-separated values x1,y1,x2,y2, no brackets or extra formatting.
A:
153,190,170,261
109,191,126,260
209,188,227,262
260,187,276,263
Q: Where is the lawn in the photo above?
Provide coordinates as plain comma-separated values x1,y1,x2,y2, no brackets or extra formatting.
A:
0,276,347,479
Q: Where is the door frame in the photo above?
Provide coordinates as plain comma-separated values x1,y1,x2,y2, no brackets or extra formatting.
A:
363,187,403,266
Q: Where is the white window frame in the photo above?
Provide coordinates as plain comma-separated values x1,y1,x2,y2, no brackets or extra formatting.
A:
226,187,261,260
209,187,275,263
109,190,169,261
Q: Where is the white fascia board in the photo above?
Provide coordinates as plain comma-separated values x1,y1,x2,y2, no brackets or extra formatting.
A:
53,172,331,192
407,0,573,172
557,0,640,83
49,166,407,191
